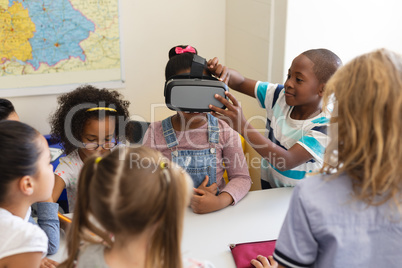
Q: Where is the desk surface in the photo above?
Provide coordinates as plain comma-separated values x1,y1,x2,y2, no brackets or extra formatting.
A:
50,187,293,267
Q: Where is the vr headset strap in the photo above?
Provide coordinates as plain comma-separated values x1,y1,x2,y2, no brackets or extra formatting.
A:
190,54,206,78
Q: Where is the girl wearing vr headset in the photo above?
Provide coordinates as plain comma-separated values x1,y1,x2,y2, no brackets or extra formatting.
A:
143,45,252,214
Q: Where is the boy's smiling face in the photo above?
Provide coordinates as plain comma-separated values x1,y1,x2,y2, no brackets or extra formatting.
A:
284,54,324,108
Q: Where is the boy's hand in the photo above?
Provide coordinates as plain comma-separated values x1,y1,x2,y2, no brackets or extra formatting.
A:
207,57,230,84
191,188,219,214
210,91,247,135
197,175,218,195
251,255,278,268
40,257,59,268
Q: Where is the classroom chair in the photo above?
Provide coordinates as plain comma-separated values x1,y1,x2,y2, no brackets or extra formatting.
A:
44,134,69,213
127,120,150,144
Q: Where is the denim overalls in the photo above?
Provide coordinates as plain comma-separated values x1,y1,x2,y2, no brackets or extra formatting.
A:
162,113,219,189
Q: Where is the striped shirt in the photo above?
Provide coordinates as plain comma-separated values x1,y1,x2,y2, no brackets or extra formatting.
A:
255,81,330,187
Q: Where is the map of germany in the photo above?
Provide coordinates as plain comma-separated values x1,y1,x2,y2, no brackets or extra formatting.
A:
0,0,121,92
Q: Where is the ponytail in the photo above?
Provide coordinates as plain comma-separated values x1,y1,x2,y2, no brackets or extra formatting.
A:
147,163,186,268
59,156,113,268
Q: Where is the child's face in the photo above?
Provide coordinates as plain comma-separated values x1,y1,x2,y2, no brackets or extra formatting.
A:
284,54,324,107
34,135,55,202
80,116,116,159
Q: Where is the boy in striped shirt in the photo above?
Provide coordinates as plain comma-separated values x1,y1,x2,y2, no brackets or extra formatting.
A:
208,49,342,188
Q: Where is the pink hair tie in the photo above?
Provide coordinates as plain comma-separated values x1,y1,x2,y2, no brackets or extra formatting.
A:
175,46,196,55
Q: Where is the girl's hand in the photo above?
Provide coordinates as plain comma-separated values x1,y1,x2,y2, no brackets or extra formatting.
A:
40,257,59,268
191,188,219,214
251,255,278,268
207,57,231,84
197,175,218,195
209,91,247,135
191,189,233,214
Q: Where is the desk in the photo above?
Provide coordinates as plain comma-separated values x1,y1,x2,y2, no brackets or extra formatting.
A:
49,187,293,267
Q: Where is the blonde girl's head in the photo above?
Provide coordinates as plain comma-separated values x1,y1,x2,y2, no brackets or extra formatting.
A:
61,146,192,268
323,48,402,207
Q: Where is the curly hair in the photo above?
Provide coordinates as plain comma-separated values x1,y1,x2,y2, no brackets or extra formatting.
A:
49,85,131,155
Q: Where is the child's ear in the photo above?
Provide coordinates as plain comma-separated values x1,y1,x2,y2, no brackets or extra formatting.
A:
19,176,34,196
318,83,326,97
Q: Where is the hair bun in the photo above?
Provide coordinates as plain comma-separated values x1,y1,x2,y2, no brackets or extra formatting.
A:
168,45,198,59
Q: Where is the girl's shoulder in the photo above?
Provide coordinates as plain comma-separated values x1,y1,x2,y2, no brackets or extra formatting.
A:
215,117,242,141
144,120,164,139
148,120,163,129
56,150,83,177
0,208,47,259
58,150,82,165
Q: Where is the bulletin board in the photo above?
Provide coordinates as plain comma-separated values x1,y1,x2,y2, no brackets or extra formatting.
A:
0,0,124,97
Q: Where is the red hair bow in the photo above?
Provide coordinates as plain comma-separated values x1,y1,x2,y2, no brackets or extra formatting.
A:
175,46,196,55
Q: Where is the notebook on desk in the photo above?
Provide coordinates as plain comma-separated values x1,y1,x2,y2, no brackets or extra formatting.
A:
229,240,276,268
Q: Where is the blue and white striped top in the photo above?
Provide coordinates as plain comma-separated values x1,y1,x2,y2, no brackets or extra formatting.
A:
255,81,330,187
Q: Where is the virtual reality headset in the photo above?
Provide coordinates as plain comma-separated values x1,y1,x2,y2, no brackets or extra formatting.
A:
164,54,228,113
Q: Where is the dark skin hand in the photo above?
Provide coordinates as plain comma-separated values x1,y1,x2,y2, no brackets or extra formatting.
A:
207,57,257,97
209,91,313,171
190,176,233,214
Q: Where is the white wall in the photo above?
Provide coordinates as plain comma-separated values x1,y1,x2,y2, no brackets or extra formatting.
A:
284,0,402,76
5,0,226,134
225,0,288,190
225,0,287,131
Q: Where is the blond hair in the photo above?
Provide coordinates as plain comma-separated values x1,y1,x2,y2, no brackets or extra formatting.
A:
59,146,192,268
322,48,402,207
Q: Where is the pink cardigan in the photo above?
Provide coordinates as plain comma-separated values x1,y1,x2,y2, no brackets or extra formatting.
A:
142,118,252,204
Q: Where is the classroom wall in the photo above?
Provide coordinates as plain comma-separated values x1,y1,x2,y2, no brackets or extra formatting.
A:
284,0,402,74
5,0,227,134
226,0,287,132
225,0,287,190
